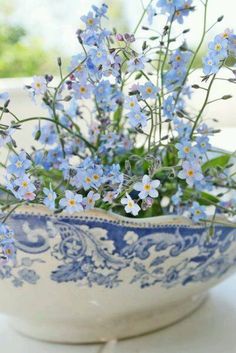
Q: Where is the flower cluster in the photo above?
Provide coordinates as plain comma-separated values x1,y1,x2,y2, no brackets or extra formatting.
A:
203,29,236,75
0,0,235,248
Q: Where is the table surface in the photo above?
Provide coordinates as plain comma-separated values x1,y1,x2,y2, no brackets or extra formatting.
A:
1,273,236,353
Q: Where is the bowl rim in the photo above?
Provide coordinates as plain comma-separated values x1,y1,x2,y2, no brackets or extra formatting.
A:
7,204,235,228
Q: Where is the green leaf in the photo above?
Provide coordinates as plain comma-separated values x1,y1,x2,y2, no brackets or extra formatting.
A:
184,188,219,206
202,154,231,173
113,106,123,128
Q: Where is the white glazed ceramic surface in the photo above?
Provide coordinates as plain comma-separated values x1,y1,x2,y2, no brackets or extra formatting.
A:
0,206,235,343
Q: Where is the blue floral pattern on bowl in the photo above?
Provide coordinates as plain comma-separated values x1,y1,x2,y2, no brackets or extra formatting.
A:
2,211,236,289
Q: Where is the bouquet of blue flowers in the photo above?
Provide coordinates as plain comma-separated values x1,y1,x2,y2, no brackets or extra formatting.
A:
0,0,235,247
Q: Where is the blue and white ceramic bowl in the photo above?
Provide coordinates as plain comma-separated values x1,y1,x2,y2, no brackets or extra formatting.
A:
0,205,236,343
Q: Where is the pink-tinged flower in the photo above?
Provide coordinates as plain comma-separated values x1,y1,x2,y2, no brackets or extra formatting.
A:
134,175,160,200
121,193,140,216
103,191,117,204
23,192,36,201
84,191,100,210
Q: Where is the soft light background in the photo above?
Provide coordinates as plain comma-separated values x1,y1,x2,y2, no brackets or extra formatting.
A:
6,0,236,55
0,0,235,152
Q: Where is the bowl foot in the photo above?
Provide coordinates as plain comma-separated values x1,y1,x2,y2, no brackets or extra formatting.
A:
9,293,207,344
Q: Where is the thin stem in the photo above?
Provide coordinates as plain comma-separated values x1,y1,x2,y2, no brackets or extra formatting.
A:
174,0,208,105
12,116,96,151
190,73,216,137
133,0,154,34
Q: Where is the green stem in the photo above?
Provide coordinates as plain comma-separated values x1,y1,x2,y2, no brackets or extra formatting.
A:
133,0,154,34
190,73,216,137
13,116,96,151
174,0,208,104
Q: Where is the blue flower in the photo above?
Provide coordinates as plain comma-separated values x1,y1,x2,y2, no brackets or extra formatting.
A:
124,96,140,112
81,11,99,29
72,81,93,99
14,175,36,200
173,117,192,138
92,4,108,18
68,54,88,81
196,135,211,154
170,49,191,70
133,175,160,200
147,5,156,25
163,95,175,119
7,151,31,176
89,47,108,66
59,190,83,214
2,242,15,260
202,55,220,75
157,0,183,14
139,82,158,99
208,35,228,59
190,202,207,222
127,56,146,73
34,123,57,145
171,187,183,206
94,80,112,102
127,111,147,129
228,33,236,56
174,0,194,24
178,160,203,187
0,224,15,263
43,186,57,210
176,139,197,159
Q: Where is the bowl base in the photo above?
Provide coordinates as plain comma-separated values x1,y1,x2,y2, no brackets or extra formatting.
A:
9,293,207,344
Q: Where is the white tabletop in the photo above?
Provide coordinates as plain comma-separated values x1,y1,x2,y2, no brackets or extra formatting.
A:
1,274,236,353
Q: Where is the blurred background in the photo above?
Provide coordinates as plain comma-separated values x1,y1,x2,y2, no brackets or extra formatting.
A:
0,0,235,152
0,0,235,77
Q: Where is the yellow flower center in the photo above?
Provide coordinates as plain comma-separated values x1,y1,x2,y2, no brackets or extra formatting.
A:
87,18,94,26
187,169,194,177
77,65,83,72
80,86,86,93
195,210,201,215
68,199,76,206
88,198,93,204
128,201,134,208
144,183,151,191
176,55,182,62
85,177,91,183
215,43,222,51
16,161,22,168
146,87,153,94
93,174,99,181
22,181,28,188
183,146,190,153
130,102,135,107
36,82,41,88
